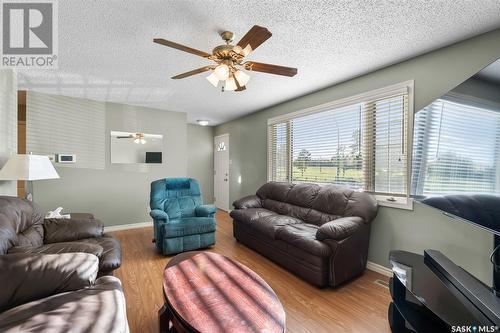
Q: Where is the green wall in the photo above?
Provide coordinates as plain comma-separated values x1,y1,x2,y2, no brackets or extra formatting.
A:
33,95,214,227
215,28,500,283
187,124,214,203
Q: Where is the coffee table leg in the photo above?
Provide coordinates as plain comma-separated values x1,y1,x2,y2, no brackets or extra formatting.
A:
158,303,172,333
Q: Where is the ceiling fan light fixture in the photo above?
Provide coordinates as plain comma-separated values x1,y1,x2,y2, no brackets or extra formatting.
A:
214,64,230,80
197,120,210,126
225,77,237,91
155,25,297,90
234,70,250,86
206,72,219,87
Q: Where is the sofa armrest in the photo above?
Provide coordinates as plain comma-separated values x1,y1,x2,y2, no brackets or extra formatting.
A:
195,204,216,217
44,216,104,244
8,242,104,257
150,209,169,222
0,252,98,311
233,195,262,209
316,217,364,241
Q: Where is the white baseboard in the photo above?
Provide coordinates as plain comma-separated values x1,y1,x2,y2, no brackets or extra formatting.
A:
366,261,393,277
104,221,152,233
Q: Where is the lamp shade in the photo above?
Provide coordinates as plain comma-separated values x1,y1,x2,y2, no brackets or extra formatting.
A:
214,64,230,80
0,154,59,181
224,77,237,91
234,70,250,86
206,72,219,87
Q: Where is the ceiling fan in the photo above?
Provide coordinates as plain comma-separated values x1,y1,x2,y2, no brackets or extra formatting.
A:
116,133,146,144
154,25,297,91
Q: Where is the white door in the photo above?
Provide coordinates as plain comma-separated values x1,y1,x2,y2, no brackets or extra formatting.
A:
214,134,229,211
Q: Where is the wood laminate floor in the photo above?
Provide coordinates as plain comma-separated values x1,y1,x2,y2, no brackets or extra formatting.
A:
113,210,392,333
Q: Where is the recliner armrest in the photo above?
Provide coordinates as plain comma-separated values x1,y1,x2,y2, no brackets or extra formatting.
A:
316,217,364,241
195,204,216,217
44,216,104,244
0,252,98,311
150,209,170,222
233,195,262,209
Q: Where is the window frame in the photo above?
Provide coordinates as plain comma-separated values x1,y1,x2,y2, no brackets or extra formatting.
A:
267,80,415,210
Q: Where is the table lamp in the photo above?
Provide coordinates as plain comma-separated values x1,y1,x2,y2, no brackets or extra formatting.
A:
0,154,59,201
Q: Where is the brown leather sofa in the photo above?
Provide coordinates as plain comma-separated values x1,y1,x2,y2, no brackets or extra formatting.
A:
230,182,378,287
0,196,128,332
0,196,121,276
0,252,129,332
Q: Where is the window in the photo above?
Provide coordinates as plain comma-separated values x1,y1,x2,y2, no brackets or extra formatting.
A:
268,81,414,208
411,93,500,196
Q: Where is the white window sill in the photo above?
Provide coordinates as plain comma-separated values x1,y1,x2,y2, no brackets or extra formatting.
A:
375,195,414,210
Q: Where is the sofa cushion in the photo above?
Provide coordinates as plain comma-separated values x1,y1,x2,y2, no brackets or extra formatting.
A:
230,208,277,226
303,209,341,226
0,276,128,333
286,183,321,207
162,217,216,238
256,182,294,202
0,196,44,255
250,215,302,239
77,234,122,273
275,224,332,257
311,185,378,223
263,199,339,226
43,217,104,244
0,253,98,312
7,242,104,258
253,182,378,225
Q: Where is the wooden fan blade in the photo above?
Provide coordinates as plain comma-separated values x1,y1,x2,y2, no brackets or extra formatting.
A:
153,38,212,58
236,25,272,53
171,66,213,79
245,61,297,77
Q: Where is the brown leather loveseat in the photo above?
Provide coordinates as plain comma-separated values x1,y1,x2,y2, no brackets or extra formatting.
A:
230,182,378,287
0,196,128,332
0,252,129,332
0,196,121,276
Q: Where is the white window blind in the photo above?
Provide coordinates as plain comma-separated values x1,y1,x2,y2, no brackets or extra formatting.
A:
411,95,500,196
268,82,412,203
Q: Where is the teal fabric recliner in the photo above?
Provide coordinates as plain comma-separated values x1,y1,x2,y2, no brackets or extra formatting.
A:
150,178,217,255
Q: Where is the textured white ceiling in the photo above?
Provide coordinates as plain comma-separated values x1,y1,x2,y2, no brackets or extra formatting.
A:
17,0,500,125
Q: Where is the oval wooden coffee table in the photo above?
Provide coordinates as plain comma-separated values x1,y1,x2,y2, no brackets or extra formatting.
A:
158,251,286,333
